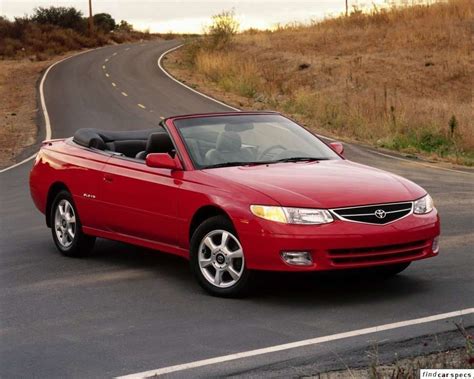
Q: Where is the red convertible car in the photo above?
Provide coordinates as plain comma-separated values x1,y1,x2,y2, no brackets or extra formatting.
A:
30,112,440,296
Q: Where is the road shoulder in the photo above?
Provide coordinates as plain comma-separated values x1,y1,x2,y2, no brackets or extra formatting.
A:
0,58,50,168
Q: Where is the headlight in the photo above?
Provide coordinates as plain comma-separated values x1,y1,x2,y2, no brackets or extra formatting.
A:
413,194,434,214
250,205,333,225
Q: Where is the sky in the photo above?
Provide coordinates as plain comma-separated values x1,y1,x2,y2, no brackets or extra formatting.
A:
1,0,394,33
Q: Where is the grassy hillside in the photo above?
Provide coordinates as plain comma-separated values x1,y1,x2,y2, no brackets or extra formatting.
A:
168,0,473,165
0,8,153,60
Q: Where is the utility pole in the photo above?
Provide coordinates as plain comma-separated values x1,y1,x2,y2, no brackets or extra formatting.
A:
345,0,349,16
88,0,94,34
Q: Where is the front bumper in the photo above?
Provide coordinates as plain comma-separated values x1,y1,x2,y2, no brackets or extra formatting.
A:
237,210,440,271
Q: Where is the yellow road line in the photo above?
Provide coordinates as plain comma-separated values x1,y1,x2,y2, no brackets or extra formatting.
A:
137,104,146,109
121,92,128,97
112,82,116,87
102,65,106,70
105,73,110,77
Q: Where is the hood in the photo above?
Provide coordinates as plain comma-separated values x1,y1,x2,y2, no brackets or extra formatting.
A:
204,160,426,208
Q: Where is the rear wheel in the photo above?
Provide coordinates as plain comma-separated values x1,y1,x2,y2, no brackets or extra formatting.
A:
190,216,252,297
51,190,95,257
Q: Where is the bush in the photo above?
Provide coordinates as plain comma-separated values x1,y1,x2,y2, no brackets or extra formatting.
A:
418,131,451,153
182,10,239,70
31,6,86,33
93,13,116,33
109,31,133,44
206,10,239,50
0,6,149,60
0,16,11,36
116,20,133,33
0,37,22,56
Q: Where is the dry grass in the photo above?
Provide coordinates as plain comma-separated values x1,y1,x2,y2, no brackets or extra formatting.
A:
317,324,473,378
0,58,56,166
315,348,471,378
170,0,473,165
0,18,154,61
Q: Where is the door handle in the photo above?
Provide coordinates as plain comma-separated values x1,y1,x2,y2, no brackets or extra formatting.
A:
103,174,113,183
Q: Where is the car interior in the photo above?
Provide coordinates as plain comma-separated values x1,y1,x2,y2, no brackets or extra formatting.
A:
180,123,262,167
71,121,316,168
72,126,257,166
204,131,253,165
72,127,176,160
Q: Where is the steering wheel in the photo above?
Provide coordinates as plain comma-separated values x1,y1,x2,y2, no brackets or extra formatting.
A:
258,144,286,160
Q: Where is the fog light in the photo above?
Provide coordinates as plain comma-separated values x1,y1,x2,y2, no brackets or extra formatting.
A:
432,236,440,254
281,251,313,266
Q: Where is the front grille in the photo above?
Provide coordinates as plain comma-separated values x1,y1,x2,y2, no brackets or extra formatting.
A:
328,239,429,266
331,202,413,225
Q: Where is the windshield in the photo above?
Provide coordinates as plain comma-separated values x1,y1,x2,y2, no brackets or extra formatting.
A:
174,114,340,169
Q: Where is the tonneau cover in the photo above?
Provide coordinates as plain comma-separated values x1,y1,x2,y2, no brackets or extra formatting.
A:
72,127,164,150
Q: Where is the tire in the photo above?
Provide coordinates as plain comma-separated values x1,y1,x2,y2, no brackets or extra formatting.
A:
368,262,411,278
50,190,95,257
190,215,253,297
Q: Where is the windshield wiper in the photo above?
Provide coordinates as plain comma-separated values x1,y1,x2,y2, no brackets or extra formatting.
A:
273,157,330,163
204,161,262,169
203,157,329,169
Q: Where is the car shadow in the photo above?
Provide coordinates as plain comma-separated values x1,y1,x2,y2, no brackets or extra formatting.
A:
249,270,429,306
89,239,432,306
89,238,192,282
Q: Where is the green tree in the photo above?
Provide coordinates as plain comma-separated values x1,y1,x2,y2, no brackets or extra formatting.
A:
31,6,86,33
93,13,116,33
116,20,133,32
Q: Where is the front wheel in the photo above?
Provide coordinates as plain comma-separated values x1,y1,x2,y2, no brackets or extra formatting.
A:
190,216,253,297
51,190,95,257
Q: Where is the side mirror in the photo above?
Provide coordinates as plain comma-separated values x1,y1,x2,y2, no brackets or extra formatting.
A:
146,153,183,170
329,142,344,156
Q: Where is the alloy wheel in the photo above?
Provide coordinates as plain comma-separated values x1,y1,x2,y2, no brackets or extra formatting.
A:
54,199,76,248
198,229,245,288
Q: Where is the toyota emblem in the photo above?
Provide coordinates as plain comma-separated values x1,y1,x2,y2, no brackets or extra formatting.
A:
374,209,386,219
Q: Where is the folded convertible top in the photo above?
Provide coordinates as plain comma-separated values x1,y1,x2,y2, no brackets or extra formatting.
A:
72,127,164,150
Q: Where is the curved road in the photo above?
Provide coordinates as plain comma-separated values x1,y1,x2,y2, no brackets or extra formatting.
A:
1,40,473,378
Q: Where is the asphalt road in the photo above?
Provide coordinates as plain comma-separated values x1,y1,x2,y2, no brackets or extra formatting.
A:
1,40,473,378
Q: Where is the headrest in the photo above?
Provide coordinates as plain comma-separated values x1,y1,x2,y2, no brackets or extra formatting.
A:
216,131,241,152
146,133,174,153
89,137,106,150
73,128,106,149
73,128,160,150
